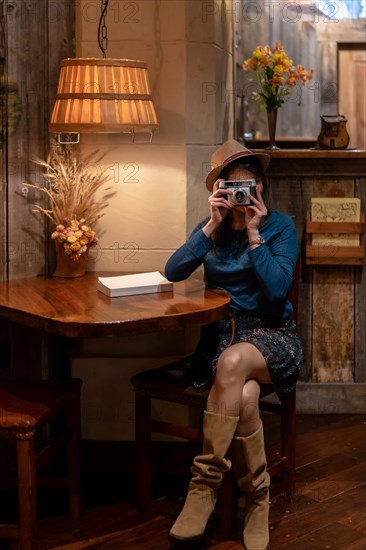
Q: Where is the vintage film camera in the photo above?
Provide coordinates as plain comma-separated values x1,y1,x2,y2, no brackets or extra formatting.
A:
219,179,257,206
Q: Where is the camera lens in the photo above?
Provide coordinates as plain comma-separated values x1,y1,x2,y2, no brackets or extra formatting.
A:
234,190,246,203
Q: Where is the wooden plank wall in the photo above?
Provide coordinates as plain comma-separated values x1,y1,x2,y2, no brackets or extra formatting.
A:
235,0,366,140
0,0,74,378
1,0,9,279
355,176,366,382
270,166,365,389
1,0,74,280
311,179,355,383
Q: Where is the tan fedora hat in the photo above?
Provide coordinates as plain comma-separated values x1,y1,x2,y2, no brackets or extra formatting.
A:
205,139,271,191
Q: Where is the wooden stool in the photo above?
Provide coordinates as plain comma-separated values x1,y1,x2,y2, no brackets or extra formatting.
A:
0,378,82,550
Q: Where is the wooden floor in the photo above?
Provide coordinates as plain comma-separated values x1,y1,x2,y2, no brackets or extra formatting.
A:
1,414,365,549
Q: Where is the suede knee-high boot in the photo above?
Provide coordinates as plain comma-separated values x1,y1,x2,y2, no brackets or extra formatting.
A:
169,411,239,541
231,422,270,550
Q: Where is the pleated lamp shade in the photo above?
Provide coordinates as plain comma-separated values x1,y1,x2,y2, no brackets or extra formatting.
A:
49,58,158,134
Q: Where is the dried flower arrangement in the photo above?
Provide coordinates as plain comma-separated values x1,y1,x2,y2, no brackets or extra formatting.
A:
25,143,113,261
51,219,97,259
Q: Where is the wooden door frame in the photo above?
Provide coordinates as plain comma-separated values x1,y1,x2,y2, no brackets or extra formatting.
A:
338,42,366,149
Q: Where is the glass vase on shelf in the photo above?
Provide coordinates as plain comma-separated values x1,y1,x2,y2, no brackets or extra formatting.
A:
266,107,280,150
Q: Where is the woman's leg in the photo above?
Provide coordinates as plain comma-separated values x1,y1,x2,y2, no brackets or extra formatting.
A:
207,342,271,426
170,342,271,542
214,344,271,550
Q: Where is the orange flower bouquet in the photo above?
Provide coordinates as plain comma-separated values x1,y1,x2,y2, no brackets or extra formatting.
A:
243,41,314,110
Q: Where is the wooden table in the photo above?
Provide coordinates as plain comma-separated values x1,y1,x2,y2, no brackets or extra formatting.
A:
0,272,231,338
0,274,231,448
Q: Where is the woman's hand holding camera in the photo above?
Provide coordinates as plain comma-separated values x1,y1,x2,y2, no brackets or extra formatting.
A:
245,188,268,230
203,179,268,243
245,188,268,247
245,186,268,232
203,180,233,238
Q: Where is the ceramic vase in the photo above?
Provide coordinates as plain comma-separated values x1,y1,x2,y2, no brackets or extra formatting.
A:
53,243,88,277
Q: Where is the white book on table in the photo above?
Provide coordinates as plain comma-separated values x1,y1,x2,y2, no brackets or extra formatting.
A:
97,271,173,298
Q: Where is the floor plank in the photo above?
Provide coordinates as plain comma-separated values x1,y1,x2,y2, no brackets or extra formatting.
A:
0,414,365,549
344,539,366,550
269,485,366,546
296,461,366,502
273,521,364,550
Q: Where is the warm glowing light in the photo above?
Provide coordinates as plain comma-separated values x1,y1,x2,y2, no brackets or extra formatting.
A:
49,58,158,135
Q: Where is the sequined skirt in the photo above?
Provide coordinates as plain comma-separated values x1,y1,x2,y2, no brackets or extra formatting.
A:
185,311,303,399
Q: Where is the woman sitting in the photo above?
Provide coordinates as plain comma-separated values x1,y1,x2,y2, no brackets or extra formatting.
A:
164,139,302,550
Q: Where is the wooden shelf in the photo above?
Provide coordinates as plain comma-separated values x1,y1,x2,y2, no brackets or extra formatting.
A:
306,213,365,265
251,149,366,159
243,137,317,149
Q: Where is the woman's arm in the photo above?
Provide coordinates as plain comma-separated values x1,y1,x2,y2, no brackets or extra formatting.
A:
164,224,214,282
249,219,298,302
242,189,298,302
165,180,233,282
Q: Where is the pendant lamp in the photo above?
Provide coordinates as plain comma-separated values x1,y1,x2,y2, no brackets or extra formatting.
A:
49,0,158,142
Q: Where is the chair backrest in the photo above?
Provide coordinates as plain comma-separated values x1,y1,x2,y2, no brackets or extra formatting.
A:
288,257,300,324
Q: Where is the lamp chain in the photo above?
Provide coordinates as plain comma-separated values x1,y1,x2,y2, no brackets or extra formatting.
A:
98,0,109,58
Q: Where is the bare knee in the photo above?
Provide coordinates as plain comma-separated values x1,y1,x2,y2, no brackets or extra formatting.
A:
214,343,264,388
214,348,246,391
239,379,261,424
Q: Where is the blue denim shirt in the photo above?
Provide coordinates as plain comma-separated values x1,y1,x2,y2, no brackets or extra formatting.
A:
164,210,298,319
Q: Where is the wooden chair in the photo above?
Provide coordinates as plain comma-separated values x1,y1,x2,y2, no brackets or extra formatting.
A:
0,378,82,550
131,262,300,536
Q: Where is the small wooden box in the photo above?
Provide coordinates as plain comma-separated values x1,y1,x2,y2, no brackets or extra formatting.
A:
306,212,365,265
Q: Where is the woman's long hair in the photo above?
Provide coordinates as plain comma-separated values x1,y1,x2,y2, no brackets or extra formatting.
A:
213,156,270,251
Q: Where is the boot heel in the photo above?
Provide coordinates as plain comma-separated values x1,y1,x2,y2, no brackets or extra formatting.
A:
168,533,207,549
